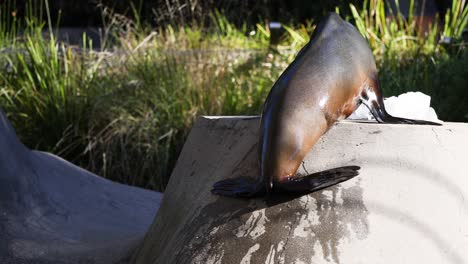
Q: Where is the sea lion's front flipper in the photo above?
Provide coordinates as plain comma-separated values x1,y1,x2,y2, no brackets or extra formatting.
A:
212,177,267,198
360,89,442,126
274,166,360,194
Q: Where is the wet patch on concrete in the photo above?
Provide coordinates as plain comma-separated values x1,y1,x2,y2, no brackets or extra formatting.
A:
169,179,368,264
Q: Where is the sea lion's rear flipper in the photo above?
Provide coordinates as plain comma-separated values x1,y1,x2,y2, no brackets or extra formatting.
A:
274,166,360,194
360,89,442,126
212,177,267,198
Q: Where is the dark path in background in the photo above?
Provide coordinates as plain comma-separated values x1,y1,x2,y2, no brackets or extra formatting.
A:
9,0,454,28
9,0,365,27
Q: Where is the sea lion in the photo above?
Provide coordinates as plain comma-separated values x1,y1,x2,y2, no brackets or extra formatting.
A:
211,13,441,198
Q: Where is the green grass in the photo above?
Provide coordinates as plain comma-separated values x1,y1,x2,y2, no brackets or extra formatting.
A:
349,0,468,121
0,0,467,191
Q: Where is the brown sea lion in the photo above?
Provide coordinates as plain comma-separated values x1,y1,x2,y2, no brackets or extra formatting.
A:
212,13,441,198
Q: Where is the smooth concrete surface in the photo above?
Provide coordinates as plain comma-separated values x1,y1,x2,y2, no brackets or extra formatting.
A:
0,108,163,264
133,116,468,264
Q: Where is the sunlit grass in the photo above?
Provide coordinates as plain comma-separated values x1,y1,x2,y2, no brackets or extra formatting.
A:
349,0,468,120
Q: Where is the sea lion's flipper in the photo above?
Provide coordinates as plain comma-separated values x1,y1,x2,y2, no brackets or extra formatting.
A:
274,166,360,194
212,177,266,198
212,166,359,197
360,90,442,126
375,113,442,126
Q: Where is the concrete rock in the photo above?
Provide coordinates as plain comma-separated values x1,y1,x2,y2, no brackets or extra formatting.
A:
133,116,468,264
0,108,163,264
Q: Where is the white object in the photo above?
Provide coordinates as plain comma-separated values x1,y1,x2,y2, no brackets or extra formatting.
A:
269,22,282,29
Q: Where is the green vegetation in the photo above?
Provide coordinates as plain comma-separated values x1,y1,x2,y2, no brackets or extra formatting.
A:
0,0,466,191
349,0,468,121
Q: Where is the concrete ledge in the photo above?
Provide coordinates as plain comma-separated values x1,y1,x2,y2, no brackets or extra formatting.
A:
0,109,163,264
134,116,468,264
